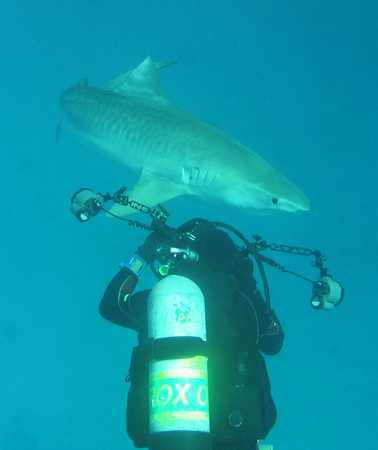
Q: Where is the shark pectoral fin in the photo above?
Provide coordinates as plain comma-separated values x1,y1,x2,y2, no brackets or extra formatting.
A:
106,169,188,217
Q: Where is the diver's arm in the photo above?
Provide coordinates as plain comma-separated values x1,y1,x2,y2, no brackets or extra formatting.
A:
247,286,284,356
99,269,141,330
99,248,149,330
258,311,284,356
235,251,284,355
99,232,164,329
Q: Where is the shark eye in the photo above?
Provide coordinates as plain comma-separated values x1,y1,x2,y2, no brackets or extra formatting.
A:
272,197,279,205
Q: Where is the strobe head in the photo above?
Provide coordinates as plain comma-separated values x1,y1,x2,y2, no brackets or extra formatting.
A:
310,276,345,311
70,188,104,222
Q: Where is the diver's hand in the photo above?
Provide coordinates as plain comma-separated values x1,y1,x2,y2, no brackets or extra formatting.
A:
135,231,167,264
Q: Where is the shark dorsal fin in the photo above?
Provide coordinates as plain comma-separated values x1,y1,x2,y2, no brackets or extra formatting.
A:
99,56,175,105
77,78,88,86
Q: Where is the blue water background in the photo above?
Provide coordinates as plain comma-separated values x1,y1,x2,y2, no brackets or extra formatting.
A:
1,1,377,449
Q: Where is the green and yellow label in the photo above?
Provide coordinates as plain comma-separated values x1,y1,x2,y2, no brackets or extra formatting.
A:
149,367,209,426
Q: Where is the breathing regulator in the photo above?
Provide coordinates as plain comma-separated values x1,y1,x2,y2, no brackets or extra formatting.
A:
71,186,344,311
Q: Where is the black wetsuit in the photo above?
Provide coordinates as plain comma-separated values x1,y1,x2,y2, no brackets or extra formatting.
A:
99,220,284,450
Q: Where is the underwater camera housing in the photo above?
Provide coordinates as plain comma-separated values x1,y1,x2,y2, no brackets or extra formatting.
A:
70,185,345,312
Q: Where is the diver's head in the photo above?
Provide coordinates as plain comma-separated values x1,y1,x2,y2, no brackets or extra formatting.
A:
154,218,239,288
157,218,239,297
172,218,237,271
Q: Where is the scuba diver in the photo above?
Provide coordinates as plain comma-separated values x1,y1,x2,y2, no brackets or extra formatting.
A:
70,186,344,450
99,218,284,450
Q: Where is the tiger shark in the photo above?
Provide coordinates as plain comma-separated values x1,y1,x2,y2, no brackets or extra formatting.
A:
59,56,310,216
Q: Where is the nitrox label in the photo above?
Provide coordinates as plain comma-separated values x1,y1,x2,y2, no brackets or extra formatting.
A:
149,361,209,431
